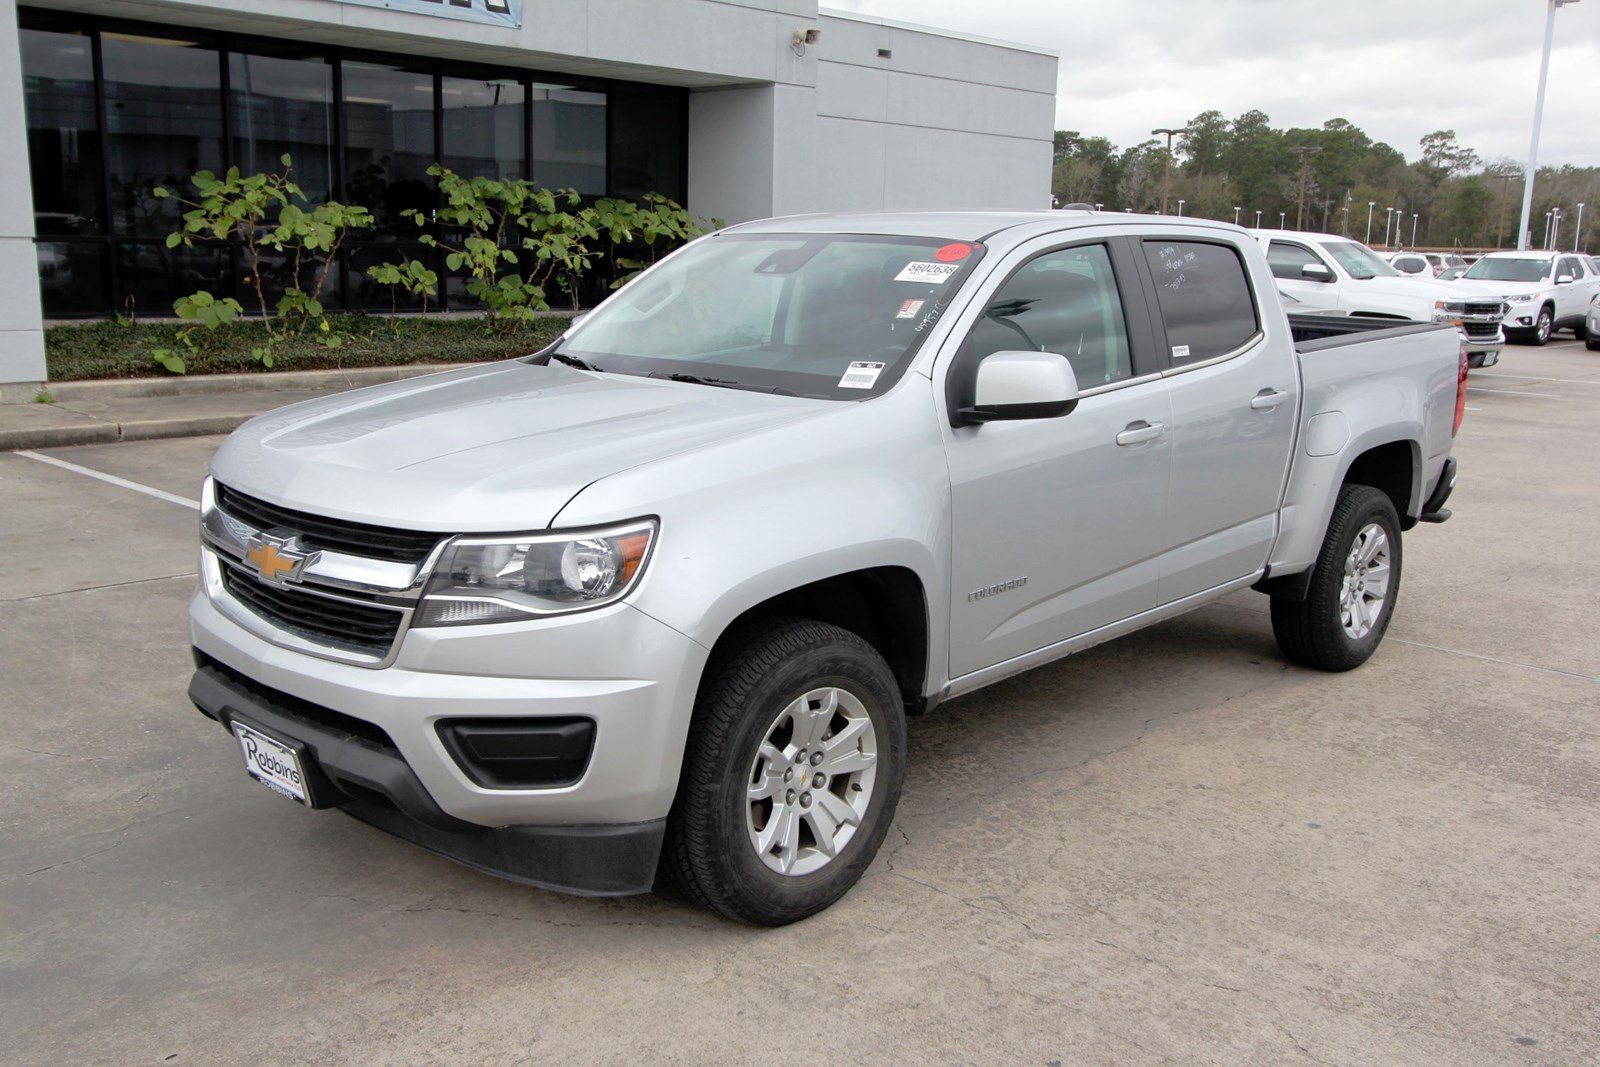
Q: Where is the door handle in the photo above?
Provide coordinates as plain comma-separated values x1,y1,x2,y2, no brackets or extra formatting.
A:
1116,421,1165,446
1250,389,1288,410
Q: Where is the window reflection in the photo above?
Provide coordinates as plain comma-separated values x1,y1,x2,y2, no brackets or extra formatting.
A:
442,76,525,180
37,242,108,314
102,32,224,238
231,51,335,205
531,83,605,194
343,62,435,239
607,84,683,201
22,28,102,235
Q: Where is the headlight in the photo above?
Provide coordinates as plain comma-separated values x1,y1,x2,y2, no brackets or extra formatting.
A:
1431,300,1464,325
1507,294,1534,304
416,519,656,626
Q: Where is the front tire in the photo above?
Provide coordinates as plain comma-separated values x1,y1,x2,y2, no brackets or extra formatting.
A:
661,618,906,925
1528,305,1554,346
1271,485,1403,672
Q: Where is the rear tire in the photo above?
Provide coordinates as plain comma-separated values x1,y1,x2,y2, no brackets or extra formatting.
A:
1271,485,1403,672
661,617,906,925
1586,334,1600,352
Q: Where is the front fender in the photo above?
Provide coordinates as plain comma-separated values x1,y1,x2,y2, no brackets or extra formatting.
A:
553,380,953,695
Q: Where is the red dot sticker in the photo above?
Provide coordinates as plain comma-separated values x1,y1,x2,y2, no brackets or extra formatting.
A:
935,242,972,262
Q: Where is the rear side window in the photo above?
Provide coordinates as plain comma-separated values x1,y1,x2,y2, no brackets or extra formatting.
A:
1142,241,1259,363
1266,240,1325,281
969,244,1132,387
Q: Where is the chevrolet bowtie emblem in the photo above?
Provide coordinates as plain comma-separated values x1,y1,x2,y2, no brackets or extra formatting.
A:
244,534,316,588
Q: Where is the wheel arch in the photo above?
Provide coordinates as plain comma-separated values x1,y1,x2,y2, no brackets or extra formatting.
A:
704,566,932,715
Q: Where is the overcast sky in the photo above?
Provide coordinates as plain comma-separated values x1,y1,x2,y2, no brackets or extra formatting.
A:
829,0,1600,167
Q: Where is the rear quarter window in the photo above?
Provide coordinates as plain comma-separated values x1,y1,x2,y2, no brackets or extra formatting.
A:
1141,240,1260,363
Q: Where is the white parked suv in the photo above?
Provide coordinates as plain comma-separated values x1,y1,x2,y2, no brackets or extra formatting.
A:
1387,252,1433,278
1255,230,1506,366
1457,251,1600,345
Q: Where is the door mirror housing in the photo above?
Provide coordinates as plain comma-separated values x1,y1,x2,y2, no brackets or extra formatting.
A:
1301,262,1335,282
956,351,1080,425
1555,274,1573,285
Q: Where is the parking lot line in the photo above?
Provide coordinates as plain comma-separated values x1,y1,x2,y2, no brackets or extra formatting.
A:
1465,387,1572,400
15,449,200,510
1475,373,1599,386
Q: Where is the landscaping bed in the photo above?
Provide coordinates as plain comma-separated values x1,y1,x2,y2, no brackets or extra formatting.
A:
45,314,571,382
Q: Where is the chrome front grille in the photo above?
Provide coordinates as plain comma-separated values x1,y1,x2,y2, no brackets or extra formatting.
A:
219,559,404,657
215,483,441,564
201,480,443,667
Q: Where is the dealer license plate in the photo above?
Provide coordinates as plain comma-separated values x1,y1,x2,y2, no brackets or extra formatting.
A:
232,720,312,805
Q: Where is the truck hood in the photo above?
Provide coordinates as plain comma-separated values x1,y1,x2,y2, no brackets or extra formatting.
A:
1345,274,1460,302
1450,279,1551,299
210,360,824,531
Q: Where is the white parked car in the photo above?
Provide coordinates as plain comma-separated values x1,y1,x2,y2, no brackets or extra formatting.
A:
1255,229,1506,366
1586,292,1598,351
1456,251,1600,345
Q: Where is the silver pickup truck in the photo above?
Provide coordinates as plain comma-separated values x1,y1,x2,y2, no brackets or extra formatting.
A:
188,212,1466,925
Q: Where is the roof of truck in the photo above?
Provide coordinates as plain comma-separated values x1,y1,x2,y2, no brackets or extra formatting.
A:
721,210,1237,242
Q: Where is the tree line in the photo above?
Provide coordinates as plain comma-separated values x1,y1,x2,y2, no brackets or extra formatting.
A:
1052,110,1598,253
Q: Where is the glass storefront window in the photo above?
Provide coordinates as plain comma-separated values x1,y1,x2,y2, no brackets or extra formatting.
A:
114,241,231,318
607,83,684,202
343,61,436,239
441,75,525,180
36,242,108,315
21,28,102,236
531,83,605,195
230,50,336,205
101,31,224,238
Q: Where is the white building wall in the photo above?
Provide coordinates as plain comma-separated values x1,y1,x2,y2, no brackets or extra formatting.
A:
811,9,1055,214
0,0,46,385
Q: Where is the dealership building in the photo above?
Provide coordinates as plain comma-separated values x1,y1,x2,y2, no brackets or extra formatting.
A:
0,0,1056,386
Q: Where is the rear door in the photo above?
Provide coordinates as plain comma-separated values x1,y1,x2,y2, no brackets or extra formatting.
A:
939,234,1172,678
1557,256,1595,319
1132,236,1301,604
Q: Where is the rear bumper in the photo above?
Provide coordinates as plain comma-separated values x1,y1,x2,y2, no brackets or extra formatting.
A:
188,658,664,895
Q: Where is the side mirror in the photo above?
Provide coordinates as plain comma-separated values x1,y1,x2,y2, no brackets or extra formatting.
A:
956,351,1079,425
1555,275,1573,286
1301,263,1334,282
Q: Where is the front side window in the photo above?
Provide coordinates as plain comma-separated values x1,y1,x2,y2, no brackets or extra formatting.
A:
560,234,983,399
1267,240,1326,281
1319,240,1399,279
969,244,1132,387
1557,257,1586,280
1142,241,1259,363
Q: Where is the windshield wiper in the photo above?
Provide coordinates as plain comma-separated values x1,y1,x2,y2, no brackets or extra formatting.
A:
648,371,797,396
550,352,602,372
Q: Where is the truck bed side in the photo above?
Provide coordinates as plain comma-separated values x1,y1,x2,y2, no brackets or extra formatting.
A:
1267,321,1461,578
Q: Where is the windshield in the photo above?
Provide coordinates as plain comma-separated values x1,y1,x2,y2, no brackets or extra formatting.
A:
1319,240,1399,279
1463,257,1552,283
553,233,983,400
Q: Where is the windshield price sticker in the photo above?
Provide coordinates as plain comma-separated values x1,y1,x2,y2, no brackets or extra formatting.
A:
894,261,960,284
838,362,886,389
895,299,926,320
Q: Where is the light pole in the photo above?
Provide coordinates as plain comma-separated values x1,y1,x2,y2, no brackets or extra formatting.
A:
1576,203,1587,251
1366,201,1376,244
1517,0,1582,250
1410,213,1419,248
1151,126,1190,216
1278,211,1286,228
1543,211,1553,249
1254,209,1262,228
1234,206,1242,226
1551,207,1563,249
1177,199,1185,217
1342,194,1352,236
1094,202,1103,211
1384,207,1395,248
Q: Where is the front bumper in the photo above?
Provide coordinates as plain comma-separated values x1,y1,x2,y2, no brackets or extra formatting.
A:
189,658,666,894
189,582,710,888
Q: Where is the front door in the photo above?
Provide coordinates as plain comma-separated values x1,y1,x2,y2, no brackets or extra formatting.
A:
941,240,1172,679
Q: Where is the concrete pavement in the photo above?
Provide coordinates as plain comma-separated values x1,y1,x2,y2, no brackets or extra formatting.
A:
0,364,474,451
1,341,1597,1064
